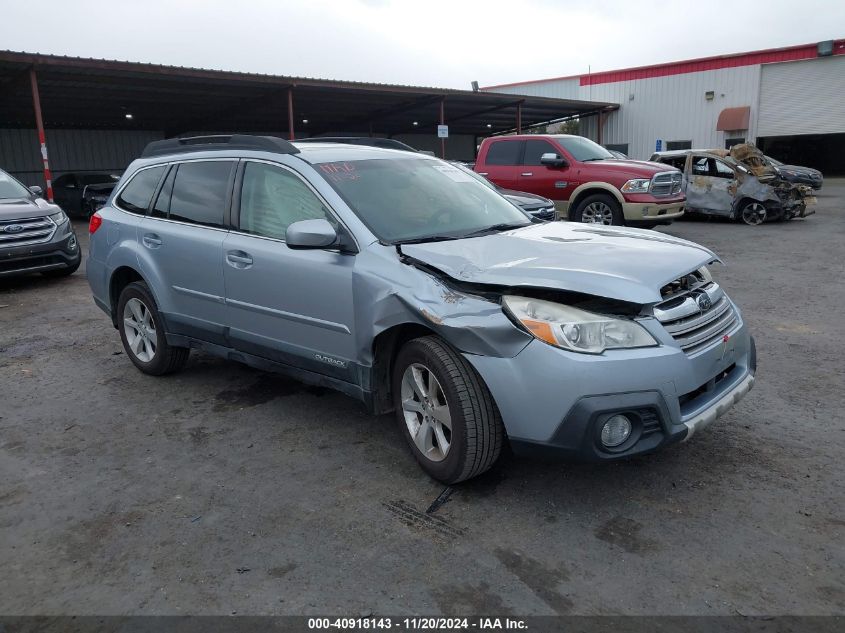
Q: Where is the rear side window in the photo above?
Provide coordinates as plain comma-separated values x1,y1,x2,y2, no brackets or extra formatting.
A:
484,140,523,165
239,162,331,240
523,139,559,165
167,161,234,228
116,166,166,214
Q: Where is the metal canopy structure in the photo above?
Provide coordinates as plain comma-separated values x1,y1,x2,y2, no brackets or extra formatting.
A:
0,51,617,138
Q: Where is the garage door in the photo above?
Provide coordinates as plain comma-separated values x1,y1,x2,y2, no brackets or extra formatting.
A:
758,55,845,137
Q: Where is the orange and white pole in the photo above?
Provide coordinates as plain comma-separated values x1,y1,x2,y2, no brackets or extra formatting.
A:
29,67,53,202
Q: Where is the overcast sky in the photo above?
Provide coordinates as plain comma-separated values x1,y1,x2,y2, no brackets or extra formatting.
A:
2,0,842,89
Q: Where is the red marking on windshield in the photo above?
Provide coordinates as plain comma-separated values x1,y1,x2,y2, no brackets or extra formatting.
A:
320,162,359,183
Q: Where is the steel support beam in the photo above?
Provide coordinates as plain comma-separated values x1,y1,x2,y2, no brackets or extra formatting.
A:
29,68,53,202
516,102,522,134
287,88,295,141
439,98,446,159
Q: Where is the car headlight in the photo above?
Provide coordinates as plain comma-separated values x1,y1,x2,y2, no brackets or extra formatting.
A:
620,178,651,194
502,295,657,354
49,210,68,226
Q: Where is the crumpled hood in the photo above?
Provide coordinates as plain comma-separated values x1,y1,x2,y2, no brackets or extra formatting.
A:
401,222,718,305
0,196,60,221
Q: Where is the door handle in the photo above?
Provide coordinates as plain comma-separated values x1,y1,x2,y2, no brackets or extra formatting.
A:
226,250,253,268
477,172,488,176
521,172,534,177
142,233,162,248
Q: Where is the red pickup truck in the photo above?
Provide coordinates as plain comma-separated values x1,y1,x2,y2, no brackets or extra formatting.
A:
475,134,685,226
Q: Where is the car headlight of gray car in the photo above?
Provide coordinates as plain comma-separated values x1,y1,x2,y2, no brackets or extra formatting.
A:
503,295,657,354
49,210,69,226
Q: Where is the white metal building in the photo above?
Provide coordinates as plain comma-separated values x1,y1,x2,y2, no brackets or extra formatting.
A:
485,39,845,174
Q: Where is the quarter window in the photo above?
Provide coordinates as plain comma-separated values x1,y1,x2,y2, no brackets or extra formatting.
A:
485,140,523,165
168,161,234,228
116,166,166,214
239,162,330,240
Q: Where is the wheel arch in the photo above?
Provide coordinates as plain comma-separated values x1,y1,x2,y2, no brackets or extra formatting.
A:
108,266,147,327
567,183,625,220
370,322,439,415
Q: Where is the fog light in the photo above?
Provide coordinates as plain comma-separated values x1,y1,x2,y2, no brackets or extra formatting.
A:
68,235,78,250
601,414,632,448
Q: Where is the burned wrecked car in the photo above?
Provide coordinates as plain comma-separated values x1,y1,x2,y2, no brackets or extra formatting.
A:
88,135,756,483
651,144,815,226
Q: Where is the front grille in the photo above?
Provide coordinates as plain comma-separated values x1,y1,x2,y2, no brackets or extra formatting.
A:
529,206,556,221
0,216,56,249
650,171,683,197
654,282,739,355
639,410,661,437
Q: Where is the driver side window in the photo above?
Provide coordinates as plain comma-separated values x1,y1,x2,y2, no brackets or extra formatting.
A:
239,162,331,240
712,160,735,179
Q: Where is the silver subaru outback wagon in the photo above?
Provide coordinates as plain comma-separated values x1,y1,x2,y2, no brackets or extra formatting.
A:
87,135,756,483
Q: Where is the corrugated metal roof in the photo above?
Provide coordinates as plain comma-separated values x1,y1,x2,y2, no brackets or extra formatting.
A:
484,38,845,90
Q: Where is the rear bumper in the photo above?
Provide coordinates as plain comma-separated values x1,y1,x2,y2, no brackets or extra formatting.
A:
0,225,81,278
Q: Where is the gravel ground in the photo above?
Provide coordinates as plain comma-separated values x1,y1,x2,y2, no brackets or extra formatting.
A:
1,182,843,616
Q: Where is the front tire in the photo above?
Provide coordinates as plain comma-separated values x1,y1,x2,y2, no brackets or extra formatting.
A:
739,200,767,226
117,281,189,376
572,193,623,226
392,336,504,484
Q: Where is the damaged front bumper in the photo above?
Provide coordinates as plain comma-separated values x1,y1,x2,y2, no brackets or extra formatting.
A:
464,315,756,461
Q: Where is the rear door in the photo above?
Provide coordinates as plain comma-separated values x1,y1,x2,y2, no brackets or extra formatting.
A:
685,155,736,216
137,159,235,344
519,138,574,202
477,139,523,190
222,159,357,382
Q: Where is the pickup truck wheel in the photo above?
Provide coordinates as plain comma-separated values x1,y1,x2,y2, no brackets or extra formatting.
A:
573,193,623,226
740,201,767,226
117,281,189,376
392,336,504,484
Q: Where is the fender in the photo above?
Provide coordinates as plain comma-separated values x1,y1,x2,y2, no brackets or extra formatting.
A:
565,182,626,217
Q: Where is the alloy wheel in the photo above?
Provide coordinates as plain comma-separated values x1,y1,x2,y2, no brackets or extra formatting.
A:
741,202,767,226
123,297,157,362
400,363,453,462
581,201,615,225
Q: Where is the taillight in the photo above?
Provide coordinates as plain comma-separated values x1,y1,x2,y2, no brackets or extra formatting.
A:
89,212,103,234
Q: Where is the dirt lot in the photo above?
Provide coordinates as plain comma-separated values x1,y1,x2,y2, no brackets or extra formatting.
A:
1,183,843,616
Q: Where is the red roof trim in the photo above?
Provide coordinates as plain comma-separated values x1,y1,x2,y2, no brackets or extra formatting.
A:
483,39,845,90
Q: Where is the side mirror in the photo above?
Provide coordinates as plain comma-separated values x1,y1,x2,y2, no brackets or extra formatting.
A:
286,218,339,250
540,152,567,168
29,185,43,196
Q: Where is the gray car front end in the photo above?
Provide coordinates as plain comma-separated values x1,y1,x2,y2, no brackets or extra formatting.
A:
87,141,755,471
0,171,81,278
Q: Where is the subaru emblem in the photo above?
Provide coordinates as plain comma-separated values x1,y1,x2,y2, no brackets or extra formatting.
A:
4,224,24,233
696,294,712,311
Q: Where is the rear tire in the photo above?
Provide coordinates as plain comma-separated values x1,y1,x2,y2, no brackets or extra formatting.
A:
392,336,504,484
572,193,623,226
117,281,189,376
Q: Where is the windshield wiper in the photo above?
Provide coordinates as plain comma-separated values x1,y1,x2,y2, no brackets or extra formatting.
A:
393,234,462,245
461,222,529,238
581,157,607,162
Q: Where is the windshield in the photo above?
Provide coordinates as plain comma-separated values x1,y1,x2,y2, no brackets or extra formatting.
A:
0,170,33,199
319,158,530,243
553,136,614,162
451,162,497,191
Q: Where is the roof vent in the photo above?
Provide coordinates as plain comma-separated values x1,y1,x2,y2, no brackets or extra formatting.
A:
817,40,834,57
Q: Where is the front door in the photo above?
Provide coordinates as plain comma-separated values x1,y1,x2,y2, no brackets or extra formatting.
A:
519,138,575,204
478,139,523,190
222,160,356,383
685,155,737,217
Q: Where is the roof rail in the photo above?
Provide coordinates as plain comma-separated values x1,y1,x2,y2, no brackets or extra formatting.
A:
141,134,300,158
